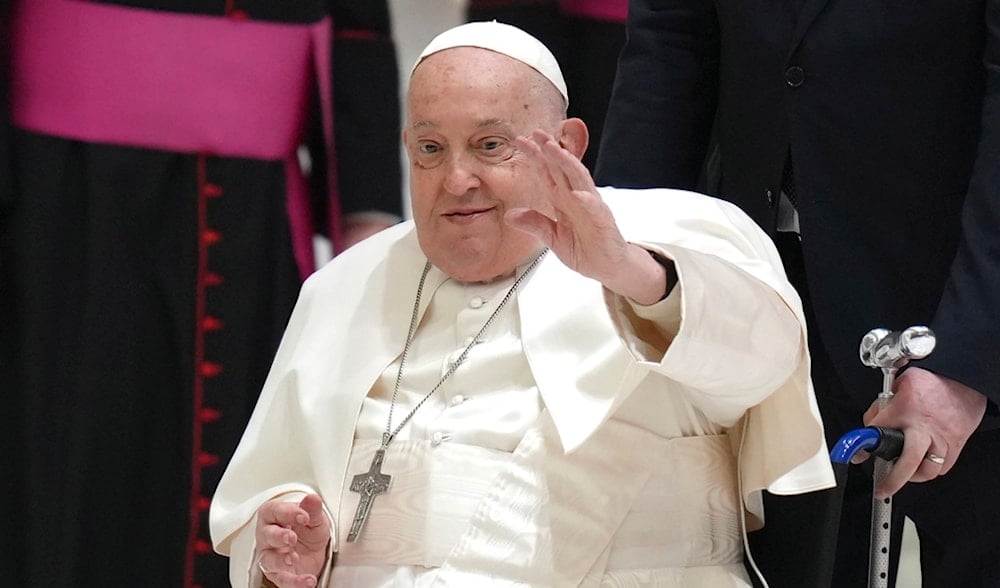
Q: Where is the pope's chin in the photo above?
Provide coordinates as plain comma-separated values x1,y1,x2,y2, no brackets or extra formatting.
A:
418,233,502,283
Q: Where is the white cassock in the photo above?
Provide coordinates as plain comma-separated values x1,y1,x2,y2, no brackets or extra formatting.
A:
210,187,836,587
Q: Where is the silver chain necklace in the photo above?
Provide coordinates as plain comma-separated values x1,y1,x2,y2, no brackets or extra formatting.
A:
346,248,548,542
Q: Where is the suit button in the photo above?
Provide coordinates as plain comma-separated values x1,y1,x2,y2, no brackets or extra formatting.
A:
785,66,805,87
766,189,775,206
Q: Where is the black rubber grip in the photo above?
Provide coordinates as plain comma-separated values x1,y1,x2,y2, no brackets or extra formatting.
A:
871,427,905,461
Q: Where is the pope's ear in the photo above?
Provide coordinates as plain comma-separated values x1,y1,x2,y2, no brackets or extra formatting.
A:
557,118,589,161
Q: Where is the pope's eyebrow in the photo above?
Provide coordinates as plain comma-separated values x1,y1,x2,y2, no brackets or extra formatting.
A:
478,118,508,129
408,118,512,132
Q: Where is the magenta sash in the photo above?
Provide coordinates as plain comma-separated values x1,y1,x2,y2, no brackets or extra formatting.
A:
557,0,628,22
10,0,343,276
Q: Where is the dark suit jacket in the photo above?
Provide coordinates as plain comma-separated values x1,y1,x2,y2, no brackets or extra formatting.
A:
596,0,999,413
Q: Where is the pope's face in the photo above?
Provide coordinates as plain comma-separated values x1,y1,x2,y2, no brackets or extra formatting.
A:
404,47,563,283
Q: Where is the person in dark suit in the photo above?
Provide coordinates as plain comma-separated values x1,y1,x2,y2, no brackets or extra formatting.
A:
595,0,1000,586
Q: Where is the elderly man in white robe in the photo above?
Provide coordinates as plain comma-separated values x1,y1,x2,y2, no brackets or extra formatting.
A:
210,21,836,588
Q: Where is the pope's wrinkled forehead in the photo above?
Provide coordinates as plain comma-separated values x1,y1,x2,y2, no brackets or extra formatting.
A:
409,21,569,107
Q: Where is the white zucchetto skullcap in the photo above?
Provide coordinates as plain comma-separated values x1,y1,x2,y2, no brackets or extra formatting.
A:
411,21,569,105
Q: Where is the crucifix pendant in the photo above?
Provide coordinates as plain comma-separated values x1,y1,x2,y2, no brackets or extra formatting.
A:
346,447,392,542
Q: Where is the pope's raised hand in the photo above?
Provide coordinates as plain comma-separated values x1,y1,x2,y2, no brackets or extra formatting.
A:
254,493,332,588
509,130,669,305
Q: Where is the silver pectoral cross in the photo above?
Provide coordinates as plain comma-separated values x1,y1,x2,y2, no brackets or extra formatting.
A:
346,448,392,542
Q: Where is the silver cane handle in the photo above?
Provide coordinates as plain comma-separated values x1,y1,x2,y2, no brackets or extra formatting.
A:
859,326,936,370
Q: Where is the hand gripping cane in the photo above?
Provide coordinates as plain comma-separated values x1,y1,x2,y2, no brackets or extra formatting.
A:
857,326,936,588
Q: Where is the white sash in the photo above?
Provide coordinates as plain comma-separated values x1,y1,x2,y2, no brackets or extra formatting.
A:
335,415,744,586
433,414,741,586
